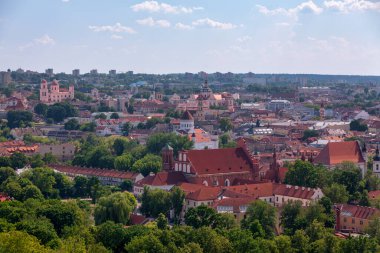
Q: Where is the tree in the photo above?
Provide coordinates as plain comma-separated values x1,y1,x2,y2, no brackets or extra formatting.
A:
332,162,362,195
80,122,96,132
125,235,165,253
96,221,130,252
156,213,168,230
350,120,368,132
323,183,349,203
274,235,293,253
34,103,48,117
121,122,131,136
10,152,28,169
184,205,219,229
280,201,303,235
0,157,11,167
46,105,66,122
291,230,310,253
95,113,107,120
29,154,45,168
73,176,89,197
22,185,43,201
15,218,58,245
37,200,82,235
120,179,133,191
7,111,33,128
110,112,119,119
140,188,171,218
113,138,129,156
302,129,319,141
94,192,137,225
114,154,134,171
170,186,185,222
219,118,233,132
146,133,193,156
0,167,16,184
242,200,276,238
132,154,162,176
0,230,52,253
64,118,80,130
284,160,323,188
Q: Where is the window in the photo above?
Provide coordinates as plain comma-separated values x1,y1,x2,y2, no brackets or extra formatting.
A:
343,217,347,222
377,164,379,171
352,218,355,224
360,220,363,225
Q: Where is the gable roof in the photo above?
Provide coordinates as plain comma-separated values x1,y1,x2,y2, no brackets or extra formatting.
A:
338,204,380,220
313,141,365,165
184,147,257,175
181,110,193,120
135,171,187,187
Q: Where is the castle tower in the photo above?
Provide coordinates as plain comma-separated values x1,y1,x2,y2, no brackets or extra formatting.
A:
373,145,380,178
162,144,174,171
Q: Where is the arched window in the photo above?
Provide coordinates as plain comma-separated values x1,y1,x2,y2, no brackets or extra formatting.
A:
225,179,230,186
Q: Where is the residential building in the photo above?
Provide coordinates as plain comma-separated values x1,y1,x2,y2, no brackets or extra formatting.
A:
0,70,12,86
335,204,380,233
266,100,291,112
37,143,76,161
52,164,143,186
72,69,80,76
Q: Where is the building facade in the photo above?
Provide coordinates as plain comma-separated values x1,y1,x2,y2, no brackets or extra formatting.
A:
40,79,74,104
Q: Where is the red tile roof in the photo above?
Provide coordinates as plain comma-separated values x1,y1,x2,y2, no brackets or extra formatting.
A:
51,164,141,181
273,184,317,199
184,147,258,175
368,190,380,199
313,141,365,165
338,204,380,220
135,171,187,187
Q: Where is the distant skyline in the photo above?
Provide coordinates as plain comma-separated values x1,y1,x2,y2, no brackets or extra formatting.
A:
0,0,380,75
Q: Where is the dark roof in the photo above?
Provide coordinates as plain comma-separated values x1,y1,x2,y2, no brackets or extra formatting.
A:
181,110,193,120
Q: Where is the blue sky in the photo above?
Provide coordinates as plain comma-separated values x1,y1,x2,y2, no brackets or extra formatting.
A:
0,0,379,75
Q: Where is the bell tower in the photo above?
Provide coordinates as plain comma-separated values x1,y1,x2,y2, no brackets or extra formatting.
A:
162,144,174,171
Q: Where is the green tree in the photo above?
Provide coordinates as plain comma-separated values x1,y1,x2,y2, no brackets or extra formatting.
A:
0,157,11,167
274,235,293,253
121,122,131,136
350,120,368,132
140,188,171,218
7,110,33,128
34,103,48,117
125,234,165,253
96,221,130,252
146,133,193,156
323,183,349,203
284,160,322,188
156,213,168,230
113,138,129,156
110,112,119,119
0,230,52,253
170,186,185,223
114,154,134,171
302,129,319,141
46,105,66,122
64,118,80,130
94,192,137,225
132,154,162,176
0,167,16,184
219,118,233,132
291,230,310,253
10,152,28,169
280,201,303,235
22,185,44,201
15,218,58,245
184,205,219,229
242,200,276,238
73,176,89,198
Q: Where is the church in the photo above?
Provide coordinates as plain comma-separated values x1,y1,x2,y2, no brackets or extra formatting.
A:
175,110,219,150
40,79,74,104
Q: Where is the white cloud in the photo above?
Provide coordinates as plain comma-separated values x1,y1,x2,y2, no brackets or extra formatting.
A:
131,1,203,14
175,23,194,30
276,22,291,27
257,1,323,19
111,34,123,40
62,0,70,2
236,36,252,43
324,0,380,12
136,17,171,27
34,34,55,45
192,18,237,30
89,23,136,33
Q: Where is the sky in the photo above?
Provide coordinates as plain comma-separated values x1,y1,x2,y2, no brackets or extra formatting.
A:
0,0,380,75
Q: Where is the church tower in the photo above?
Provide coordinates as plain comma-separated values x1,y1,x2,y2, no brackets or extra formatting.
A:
373,145,380,178
162,144,174,171
319,102,325,121
180,110,195,132
40,79,49,103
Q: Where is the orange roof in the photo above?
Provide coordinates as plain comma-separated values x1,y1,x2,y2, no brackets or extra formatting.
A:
313,141,365,165
135,171,186,187
368,190,380,199
187,129,211,143
226,182,274,199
